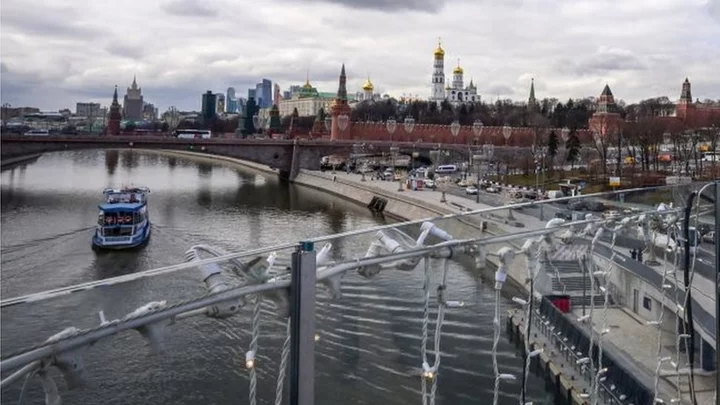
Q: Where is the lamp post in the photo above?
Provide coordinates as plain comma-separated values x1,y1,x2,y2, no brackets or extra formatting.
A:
472,120,484,182
387,117,398,177
502,125,512,146
450,120,460,144
533,146,548,220
404,117,415,142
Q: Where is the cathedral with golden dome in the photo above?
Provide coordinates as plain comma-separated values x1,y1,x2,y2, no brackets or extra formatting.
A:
430,39,479,105
355,76,379,102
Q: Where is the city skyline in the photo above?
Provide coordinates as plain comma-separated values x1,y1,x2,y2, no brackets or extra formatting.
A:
1,0,719,112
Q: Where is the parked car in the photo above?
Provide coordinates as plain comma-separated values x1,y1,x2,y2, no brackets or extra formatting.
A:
586,201,605,212
567,199,586,211
466,186,478,195
555,211,573,220
603,210,621,219
703,231,716,244
424,179,435,188
457,179,468,187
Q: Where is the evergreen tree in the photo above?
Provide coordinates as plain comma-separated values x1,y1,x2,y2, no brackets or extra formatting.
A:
566,130,581,170
547,130,559,171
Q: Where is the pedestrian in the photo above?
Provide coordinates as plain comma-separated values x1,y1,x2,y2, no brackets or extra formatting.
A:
637,249,643,262
630,249,637,260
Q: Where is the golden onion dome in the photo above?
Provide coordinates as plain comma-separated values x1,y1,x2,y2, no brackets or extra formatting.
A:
303,80,313,89
453,66,463,75
434,44,445,58
362,77,374,91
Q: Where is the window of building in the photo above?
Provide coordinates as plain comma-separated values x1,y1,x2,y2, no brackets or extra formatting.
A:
643,296,652,311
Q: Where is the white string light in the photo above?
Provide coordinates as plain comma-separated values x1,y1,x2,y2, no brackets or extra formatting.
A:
650,217,678,404
274,318,291,405
493,247,516,405
247,294,262,405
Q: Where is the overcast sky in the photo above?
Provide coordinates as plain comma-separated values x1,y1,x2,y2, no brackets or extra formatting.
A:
1,0,719,113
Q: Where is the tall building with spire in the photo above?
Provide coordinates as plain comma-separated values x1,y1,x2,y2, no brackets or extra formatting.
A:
528,78,538,111
330,64,352,140
123,76,144,121
107,86,122,135
430,39,446,103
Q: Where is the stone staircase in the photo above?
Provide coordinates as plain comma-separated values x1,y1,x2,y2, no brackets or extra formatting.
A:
543,258,611,307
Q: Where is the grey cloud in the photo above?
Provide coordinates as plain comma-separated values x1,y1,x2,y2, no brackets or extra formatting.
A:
105,41,147,59
161,0,219,17
557,47,647,76
1,63,8,73
1,4,102,38
288,0,444,12
486,85,514,97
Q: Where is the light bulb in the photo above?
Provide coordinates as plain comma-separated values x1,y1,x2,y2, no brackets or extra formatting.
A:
512,297,528,305
245,350,256,369
314,333,320,342
498,373,516,381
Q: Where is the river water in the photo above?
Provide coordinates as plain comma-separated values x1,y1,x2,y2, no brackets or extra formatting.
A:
1,150,551,405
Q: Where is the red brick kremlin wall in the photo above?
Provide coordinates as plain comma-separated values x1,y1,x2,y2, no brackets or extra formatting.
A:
322,122,593,146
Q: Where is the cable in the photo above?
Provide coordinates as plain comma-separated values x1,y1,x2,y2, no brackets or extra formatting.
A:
274,318,291,405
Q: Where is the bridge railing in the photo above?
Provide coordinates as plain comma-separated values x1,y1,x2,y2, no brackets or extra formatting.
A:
0,184,713,405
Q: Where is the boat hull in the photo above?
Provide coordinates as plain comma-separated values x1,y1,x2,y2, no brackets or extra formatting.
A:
92,222,151,251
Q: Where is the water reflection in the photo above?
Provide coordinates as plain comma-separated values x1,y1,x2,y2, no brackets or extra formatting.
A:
105,150,119,176
168,157,177,170
120,150,139,171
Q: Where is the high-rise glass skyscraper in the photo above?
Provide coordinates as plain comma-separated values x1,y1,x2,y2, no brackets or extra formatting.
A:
226,87,238,113
201,91,217,123
254,79,272,108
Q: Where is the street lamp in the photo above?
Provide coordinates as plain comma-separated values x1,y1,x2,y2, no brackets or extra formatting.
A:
390,146,402,191
502,125,512,146
471,120,484,179
403,117,415,136
387,118,398,177
387,118,398,141
450,120,460,144
533,146,548,220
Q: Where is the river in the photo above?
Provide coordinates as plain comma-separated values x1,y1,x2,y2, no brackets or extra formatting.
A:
0,150,551,405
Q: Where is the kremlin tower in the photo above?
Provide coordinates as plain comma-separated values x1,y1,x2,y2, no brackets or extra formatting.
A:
330,64,352,140
107,86,122,135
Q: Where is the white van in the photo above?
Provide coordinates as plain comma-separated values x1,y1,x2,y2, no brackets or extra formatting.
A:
435,165,458,173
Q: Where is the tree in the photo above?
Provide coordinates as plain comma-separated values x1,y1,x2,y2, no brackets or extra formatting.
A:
566,130,580,170
547,130,559,171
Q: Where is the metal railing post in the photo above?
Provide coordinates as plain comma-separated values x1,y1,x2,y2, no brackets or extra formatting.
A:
289,242,316,405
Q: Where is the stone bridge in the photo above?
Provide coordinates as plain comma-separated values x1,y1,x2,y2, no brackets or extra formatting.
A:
0,135,540,178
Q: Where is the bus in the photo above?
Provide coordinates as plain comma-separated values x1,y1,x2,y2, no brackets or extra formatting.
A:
174,129,211,139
